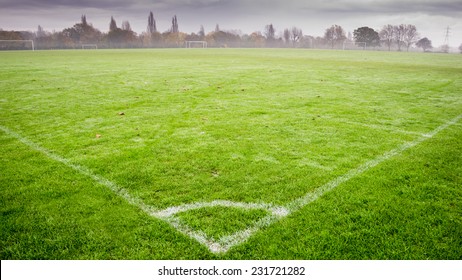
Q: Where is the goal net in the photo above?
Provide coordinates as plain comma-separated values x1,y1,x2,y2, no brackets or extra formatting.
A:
0,40,35,51
343,41,367,50
82,44,98,50
185,41,207,48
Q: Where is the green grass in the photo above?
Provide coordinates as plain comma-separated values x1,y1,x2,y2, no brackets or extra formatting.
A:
1,49,461,259
176,206,268,241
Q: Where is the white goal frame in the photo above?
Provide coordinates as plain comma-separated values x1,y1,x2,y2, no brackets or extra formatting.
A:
343,41,367,50
0,40,35,51
82,44,98,50
185,41,207,48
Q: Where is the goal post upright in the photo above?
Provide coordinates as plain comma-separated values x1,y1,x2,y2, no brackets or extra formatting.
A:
0,40,34,51
185,41,207,48
81,44,98,50
343,41,367,50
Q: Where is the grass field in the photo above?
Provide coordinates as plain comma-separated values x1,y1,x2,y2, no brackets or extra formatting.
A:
1,49,461,259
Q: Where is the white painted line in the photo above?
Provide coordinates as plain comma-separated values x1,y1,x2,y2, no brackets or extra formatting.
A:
340,120,427,136
0,125,158,216
159,203,289,254
0,124,289,254
1,113,461,254
154,200,289,218
196,114,462,253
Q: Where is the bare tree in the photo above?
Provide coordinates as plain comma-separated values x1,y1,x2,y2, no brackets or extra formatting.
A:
380,24,394,51
283,28,290,46
393,24,406,51
122,21,132,32
324,25,346,49
403,24,419,51
290,27,303,47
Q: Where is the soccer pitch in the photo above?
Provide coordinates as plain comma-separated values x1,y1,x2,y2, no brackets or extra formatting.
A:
1,49,461,259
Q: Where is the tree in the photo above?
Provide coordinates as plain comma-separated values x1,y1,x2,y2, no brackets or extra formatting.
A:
171,15,179,33
36,25,46,38
122,21,132,32
81,15,88,27
147,11,157,34
249,32,266,48
265,24,278,47
0,30,23,41
290,27,303,47
300,35,314,48
108,17,137,47
163,31,185,47
265,24,276,40
109,16,117,32
324,25,346,49
393,24,406,51
353,26,380,48
403,24,419,51
459,43,462,54
283,28,290,46
198,25,205,38
380,24,394,51
60,15,102,47
206,30,241,48
416,37,432,52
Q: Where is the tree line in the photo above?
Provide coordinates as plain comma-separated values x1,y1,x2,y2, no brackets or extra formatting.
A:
0,13,458,52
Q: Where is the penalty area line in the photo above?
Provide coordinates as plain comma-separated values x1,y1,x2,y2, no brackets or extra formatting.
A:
1,113,461,254
0,125,158,216
209,114,462,253
0,125,289,254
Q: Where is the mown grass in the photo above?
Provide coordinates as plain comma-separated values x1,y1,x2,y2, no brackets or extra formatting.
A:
176,206,268,241
231,124,462,259
1,49,461,259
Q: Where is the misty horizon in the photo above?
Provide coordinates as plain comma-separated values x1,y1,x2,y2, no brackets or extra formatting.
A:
0,0,461,47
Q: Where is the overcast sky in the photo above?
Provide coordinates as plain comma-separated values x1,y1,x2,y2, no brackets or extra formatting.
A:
0,0,461,47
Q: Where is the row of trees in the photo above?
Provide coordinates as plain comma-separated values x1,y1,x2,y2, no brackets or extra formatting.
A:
379,24,420,51
0,13,459,52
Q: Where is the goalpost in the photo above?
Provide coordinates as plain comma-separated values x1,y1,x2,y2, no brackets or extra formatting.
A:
0,40,35,51
82,44,98,50
343,41,367,50
185,41,207,48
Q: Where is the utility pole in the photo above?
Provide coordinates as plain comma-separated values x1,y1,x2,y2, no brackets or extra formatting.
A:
443,26,451,45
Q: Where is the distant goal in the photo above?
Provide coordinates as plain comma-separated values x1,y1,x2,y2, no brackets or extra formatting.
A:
0,40,35,51
82,44,98,50
343,41,367,50
185,41,207,48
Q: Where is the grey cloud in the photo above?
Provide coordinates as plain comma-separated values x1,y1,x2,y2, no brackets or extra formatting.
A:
2,0,461,16
1,0,460,47
297,0,462,16
0,0,130,9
